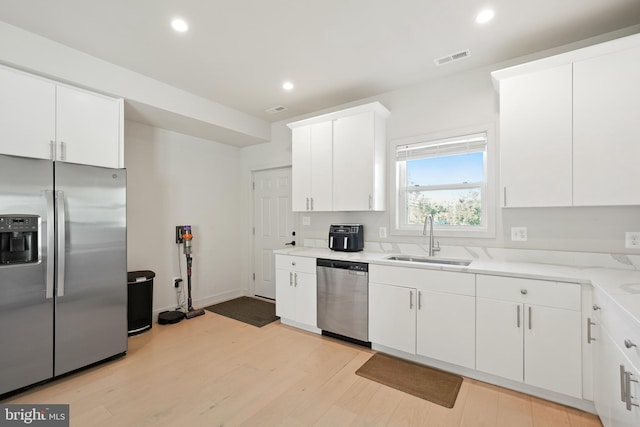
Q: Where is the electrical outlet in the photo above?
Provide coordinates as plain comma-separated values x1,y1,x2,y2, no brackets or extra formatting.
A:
511,227,528,242
302,216,311,226
173,277,182,288
625,232,640,249
175,226,184,243
379,227,387,238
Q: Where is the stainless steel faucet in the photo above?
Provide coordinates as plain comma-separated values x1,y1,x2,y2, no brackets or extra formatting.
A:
422,214,440,256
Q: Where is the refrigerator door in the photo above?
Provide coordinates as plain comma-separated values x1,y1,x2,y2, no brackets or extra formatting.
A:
54,162,127,376
0,154,54,395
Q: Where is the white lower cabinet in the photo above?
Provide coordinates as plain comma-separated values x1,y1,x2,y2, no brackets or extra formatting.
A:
591,289,640,426
476,275,582,398
369,265,476,369
275,255,317,331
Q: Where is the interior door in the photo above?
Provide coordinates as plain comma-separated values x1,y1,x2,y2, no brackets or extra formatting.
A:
253,167,294,299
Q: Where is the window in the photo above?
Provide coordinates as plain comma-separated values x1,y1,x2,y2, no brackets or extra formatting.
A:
392,126,495,237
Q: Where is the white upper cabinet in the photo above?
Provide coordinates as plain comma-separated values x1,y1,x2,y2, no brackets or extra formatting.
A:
56,85,123,169
499,64,573,207
0,65,124,168
0,66,56,159
493,33,640,207
573,46,640,206
291,122,333,211
288,102,389,212
333,111,386,211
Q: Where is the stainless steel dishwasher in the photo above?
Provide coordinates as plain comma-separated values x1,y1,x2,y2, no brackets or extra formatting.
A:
316,258,370,346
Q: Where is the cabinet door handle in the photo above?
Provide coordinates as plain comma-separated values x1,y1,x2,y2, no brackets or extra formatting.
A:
517,305,521,328
418,291,422,310
528,306,532,330
289,272,293,286
625,371,639,411
625,339,637,349
306,198,309,211
310,197,314,211
587,318,596,344
504,187,507,207
49,140,56,160
409,290,413,310
621,365,628,403
60,141,66,161
369,194,372,210
294,273,298,287
593,304,601,311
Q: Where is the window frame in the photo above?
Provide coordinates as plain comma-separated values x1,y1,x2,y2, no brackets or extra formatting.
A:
389,124,496,238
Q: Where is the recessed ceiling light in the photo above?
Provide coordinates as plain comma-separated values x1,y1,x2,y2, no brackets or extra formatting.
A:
282,81,294,91
171,18,189,32
475,9,495,24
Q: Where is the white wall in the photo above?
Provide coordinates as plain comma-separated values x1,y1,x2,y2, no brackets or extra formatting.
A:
241,31,640,258
125,121,244,315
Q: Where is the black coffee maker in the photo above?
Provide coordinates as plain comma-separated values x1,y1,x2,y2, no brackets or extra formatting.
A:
0,215,39,265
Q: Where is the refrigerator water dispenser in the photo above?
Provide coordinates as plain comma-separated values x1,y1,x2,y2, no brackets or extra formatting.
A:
0,215,39,265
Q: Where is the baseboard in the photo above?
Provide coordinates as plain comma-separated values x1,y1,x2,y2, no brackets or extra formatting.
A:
152,289,244,320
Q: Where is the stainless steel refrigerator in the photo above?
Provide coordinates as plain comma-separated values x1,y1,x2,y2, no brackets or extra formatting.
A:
0,154,127,395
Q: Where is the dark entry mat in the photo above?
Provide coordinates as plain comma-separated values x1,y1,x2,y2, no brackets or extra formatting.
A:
355,353,463,408
204,297,279,327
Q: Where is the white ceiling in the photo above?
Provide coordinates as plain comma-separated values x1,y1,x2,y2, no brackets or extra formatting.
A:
1,0,639,124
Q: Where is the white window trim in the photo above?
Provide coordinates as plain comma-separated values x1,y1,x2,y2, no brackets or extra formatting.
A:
389,123,496,239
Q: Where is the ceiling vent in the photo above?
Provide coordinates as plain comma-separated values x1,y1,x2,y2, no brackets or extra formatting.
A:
434,49,471,66
265,105,288,114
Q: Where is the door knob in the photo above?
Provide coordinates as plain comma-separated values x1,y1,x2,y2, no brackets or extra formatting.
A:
285,241,296,246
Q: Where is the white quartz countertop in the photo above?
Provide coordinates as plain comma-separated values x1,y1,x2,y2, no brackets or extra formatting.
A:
274,246,640,332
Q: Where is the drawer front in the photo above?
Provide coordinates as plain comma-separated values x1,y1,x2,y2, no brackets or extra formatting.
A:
595,291,640,371
370,264,475,296
476,274,580,311
275,254,316,274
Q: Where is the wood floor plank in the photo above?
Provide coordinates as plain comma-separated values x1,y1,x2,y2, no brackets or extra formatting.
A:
0,314,602,427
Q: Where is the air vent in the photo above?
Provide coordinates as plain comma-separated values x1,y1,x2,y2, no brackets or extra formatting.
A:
265,105,288,114
434,49,471,66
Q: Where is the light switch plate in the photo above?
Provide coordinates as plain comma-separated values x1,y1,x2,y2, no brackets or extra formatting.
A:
625,232,640,249
302,216,311,226
511,227,528,242
379,227,387,238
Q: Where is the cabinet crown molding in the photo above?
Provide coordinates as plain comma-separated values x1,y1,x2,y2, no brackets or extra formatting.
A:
286,101,390,129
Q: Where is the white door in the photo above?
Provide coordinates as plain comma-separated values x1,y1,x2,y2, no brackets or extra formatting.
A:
253,168,294,299
56,85,121,168
369,282,416,354
476,298,524,383
524,304,582,398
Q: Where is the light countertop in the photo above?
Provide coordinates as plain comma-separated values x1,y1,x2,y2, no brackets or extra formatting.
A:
275,246,640,332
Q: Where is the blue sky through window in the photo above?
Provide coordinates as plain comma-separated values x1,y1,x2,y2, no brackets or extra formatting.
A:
406,152,483,186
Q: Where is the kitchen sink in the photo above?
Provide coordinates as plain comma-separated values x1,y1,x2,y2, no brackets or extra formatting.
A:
384,255,471,266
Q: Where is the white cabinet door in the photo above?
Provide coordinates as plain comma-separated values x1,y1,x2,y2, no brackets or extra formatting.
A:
369,282,416,354
416,290,475,369
476,297,523,383
524,305,582,398
56,85,122,168
499,64,573,207
291,122,332,211
333,112,375,211
0,66,56,159
309,121,333,211
291,126,312,212
573,46,640,206
275,268,296,320
294,271,317,328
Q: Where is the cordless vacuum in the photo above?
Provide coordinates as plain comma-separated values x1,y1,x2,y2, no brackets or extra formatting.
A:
182,225,205,319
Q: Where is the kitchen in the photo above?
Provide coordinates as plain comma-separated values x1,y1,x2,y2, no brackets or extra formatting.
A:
1,1,640,425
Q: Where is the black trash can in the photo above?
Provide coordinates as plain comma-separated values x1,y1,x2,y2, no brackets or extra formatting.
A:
127,270,155,336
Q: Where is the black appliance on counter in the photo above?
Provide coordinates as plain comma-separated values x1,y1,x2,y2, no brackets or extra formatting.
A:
328,224,364,252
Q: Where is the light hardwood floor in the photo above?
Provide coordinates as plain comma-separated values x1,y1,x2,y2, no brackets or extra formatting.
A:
3,311,602,426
